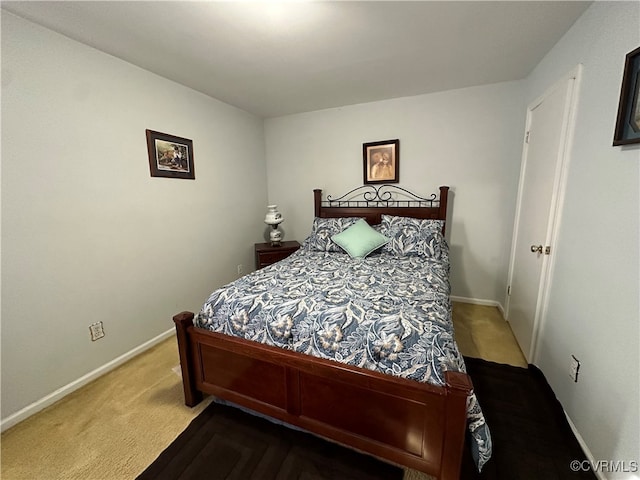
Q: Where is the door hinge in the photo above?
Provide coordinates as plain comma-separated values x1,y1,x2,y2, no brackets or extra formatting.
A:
525,131,530,143
507,285,511,296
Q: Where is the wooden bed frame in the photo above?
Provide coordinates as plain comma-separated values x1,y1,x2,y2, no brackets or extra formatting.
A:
173,185,474,480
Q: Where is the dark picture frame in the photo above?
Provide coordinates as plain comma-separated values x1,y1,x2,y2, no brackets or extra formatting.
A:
146,129,195,179
363,139,399,184
613,46,640,146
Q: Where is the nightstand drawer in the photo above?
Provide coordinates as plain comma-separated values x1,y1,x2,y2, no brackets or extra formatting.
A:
254,241,301,269
258,251,288,266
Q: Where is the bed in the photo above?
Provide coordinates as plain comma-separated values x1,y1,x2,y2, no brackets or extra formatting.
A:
173,185,491,480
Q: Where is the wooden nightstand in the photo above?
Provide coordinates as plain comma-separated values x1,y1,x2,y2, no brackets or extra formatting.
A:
254,241,301,269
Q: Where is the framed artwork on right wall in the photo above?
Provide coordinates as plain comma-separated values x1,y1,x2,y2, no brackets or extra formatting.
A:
613,46,640,146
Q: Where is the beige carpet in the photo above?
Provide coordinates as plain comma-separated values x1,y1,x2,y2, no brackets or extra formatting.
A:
452,302,528,368
1,302,526,480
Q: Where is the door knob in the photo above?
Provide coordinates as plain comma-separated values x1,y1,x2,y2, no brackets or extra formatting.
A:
530,245,543,253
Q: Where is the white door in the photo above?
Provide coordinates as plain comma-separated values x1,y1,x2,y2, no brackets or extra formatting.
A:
507,69,580,362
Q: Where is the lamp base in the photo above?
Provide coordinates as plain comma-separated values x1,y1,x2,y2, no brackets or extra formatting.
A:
269,225,283,246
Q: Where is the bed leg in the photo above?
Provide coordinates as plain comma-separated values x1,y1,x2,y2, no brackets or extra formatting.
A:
173,311,203,407
440,370,473,480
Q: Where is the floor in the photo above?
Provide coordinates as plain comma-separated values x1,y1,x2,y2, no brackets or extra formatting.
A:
0,302,526,480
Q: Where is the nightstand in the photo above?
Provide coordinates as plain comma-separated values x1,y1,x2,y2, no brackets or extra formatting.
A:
254,241,301,269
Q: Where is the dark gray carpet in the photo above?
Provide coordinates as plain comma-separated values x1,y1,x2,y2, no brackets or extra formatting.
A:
460,356,596,479
136,401,403,480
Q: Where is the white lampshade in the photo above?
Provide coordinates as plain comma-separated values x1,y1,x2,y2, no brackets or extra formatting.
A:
264,205,283,226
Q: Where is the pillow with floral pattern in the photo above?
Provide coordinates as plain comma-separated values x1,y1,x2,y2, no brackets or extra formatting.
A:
303,217,365,252
379,215,448,261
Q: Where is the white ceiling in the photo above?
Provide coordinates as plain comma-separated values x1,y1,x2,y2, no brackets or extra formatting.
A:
2,1,592,118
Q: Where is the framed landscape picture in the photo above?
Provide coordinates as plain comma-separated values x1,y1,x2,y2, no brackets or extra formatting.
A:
613,46,640,146
363,139,399,184
146,129,195,179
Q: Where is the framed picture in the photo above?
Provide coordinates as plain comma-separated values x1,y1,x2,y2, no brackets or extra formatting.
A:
146,130,195,179
363,139,399,184
613,46,640,146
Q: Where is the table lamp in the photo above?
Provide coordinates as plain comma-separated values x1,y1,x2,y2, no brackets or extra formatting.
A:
264,205,284,246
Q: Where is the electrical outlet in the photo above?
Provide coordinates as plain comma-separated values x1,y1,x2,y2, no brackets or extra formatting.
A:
569,355,580,382
89,322,105,341
237,264,244,275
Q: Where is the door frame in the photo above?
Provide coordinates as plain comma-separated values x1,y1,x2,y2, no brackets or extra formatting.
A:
505,65,582,362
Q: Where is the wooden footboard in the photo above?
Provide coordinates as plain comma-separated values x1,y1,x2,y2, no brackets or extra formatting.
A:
173,311,472,480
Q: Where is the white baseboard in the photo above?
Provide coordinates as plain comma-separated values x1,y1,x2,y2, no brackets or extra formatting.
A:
450,295,506,318
564,411,608,480
1,328,175,433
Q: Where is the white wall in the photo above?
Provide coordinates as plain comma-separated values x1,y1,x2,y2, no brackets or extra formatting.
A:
525,2,639,476
1,13,267,421
264,82,525,303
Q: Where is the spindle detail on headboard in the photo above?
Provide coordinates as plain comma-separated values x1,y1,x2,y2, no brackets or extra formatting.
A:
313,185,449,233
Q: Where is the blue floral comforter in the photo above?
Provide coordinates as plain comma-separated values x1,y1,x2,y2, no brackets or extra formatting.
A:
194,248,491,470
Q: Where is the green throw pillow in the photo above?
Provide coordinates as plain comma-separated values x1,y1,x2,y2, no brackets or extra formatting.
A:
331,219,390,258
